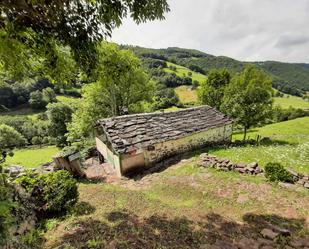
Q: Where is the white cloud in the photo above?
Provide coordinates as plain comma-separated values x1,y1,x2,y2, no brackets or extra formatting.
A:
110,0,309,63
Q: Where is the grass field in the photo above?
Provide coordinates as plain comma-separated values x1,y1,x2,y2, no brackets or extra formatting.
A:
17,115,308,249
43,158,309,249
0,107,43,121
175,86,198,104
274,95,309,109
56,95,80,106
173,83,309,110
210,117,309,173
164,61,207,83
4,146,60,168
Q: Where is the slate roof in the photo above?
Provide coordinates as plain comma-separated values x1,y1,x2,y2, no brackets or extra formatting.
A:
96,106,232,154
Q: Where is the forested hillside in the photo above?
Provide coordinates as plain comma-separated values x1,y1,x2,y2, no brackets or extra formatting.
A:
123,45,309,96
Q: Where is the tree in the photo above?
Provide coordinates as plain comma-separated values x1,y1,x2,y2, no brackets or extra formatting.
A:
0,0,170,78
221,65,273,140
68,43,153,140
153,83,180,110
198,69,230,110
31,136,43,146
42,87,56,103
46,102,73,147
29,90,46,109
0,124,26,149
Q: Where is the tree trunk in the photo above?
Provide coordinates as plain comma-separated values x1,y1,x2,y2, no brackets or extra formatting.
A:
243,126,247,141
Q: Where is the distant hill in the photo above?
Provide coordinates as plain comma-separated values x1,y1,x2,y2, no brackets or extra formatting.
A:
123,45,309,95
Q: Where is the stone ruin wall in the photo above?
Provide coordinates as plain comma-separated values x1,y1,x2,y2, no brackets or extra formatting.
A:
143,123,233,167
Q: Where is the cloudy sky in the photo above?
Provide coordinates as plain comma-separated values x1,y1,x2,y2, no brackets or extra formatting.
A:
110,0,309,63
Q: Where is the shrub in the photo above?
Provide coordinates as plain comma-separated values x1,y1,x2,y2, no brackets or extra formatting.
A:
264,162,294,183
42,137,50,144
16,170,78,213
0,179,15,246
31,136,43,145
29,90,47,109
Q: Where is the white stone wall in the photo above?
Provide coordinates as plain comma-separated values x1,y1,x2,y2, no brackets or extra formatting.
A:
143,124,232,166
95,137,122,176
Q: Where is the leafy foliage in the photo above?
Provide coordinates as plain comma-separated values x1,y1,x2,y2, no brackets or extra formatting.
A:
272,106,309,123
16,170,78,213
46,102,73,147
265,163,294,183
68,43,153,140
0,124,26,149
222,65,273,139
198,69,230,110
153,84,180,110
0,176,15,246
0,0,170,78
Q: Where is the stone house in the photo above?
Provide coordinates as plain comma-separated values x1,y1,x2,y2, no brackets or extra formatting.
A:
94,105,232,176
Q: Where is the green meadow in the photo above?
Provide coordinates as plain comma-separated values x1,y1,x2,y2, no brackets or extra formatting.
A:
274,95,309,109
4,146,60,168
164,61,207,83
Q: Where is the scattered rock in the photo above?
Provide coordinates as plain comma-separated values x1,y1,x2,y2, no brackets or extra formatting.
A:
269,225,291,236
257,238,275,247
8,165,25,177
290,237,309,248
260,228,279,240
278,182,296,190
236,237,260,249
247,162,258,169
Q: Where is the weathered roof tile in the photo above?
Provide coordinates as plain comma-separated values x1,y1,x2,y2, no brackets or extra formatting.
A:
96,105,232,154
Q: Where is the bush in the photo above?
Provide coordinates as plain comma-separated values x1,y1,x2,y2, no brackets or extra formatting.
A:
29,90,47,109
0,179,15,246
42,137,50,144
264,162,294,183
31,136,43,145
16,170,78,213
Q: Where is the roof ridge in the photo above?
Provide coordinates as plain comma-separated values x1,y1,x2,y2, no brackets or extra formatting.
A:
98,105,216,122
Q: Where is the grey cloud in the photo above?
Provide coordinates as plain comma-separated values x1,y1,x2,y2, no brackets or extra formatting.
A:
111,0,309,63
276,35,309,48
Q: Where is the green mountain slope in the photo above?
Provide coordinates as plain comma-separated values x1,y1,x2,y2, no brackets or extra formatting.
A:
257,61,309,91
123,45,309,94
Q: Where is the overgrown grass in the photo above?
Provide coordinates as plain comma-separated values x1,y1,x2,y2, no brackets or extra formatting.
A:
43,162,309,248
274,95,309,109
4,146,60,168
209,117,309,173
56,95,80,106
0,107,43,121
164,61,207,83
233,117,309,144
38,117,309,248
175,86,198,104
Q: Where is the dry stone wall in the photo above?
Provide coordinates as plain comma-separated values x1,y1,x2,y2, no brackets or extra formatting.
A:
199,153,309,189
198,153,263,175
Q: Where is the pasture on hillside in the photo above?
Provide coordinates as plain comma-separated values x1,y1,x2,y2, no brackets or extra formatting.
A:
175,86,198,104
4,146,60,168
274,95,309,109
164,61,207,83
174,85,309,111
43,125,309,249
210,117,309,174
